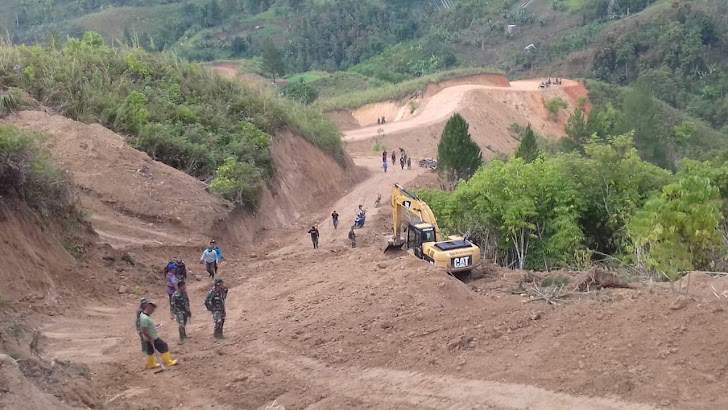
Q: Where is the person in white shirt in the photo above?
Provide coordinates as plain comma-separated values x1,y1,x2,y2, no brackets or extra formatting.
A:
200,244,219,279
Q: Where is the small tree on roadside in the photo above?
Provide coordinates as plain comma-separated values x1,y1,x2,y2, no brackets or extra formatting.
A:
437,113,482,189
261,39,285,84
515,123,539,163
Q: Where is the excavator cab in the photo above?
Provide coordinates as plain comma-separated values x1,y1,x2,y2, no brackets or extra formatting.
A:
405,223,436,260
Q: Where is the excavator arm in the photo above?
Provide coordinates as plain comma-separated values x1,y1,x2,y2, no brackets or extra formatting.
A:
389,183,442,244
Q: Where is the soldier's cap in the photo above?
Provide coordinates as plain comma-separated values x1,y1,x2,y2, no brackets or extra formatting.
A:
140,297,149,305
166,263,177,271
214,278,224,286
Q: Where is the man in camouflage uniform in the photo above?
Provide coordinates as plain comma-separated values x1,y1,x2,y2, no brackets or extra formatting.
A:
135,298,149,352
205,278,228,340
170,281,192,344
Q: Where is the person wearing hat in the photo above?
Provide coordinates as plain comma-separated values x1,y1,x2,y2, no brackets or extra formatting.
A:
135,298,149,352
138,301,178,369
204,278,228,340
165,263,178,318
170,281,191,344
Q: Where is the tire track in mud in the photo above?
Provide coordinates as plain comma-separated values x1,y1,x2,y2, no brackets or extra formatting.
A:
248,341,657,410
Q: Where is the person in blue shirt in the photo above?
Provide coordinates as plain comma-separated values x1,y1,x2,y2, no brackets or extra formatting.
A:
210,239,223,273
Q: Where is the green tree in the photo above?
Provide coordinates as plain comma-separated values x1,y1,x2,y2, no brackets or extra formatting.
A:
515,124,539,163
282,80,319,105
261,39,285,84
563,107,589,150
209,157,264,208
628,175,722,285
437,113,482,187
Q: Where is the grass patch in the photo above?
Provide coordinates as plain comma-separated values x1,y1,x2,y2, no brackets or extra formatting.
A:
286,71,329,84
0,125,73,217
316,67,502,111
0,33,343,209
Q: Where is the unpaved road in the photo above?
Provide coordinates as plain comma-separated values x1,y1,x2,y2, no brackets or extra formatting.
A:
35,75,667,410
40,151,659,410
343,80,582,142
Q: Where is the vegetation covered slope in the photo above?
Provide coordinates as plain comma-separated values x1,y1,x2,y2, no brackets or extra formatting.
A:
0,33,343,208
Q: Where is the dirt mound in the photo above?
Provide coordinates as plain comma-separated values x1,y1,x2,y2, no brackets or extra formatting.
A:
3,110,231,249
0,355,71,410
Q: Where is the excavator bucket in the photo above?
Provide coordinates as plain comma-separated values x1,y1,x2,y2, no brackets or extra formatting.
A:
383,236,404,253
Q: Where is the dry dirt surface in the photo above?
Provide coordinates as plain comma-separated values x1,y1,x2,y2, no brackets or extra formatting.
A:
341,76,586,160
5,73,728,410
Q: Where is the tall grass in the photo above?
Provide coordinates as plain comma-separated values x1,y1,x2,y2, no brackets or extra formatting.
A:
316,67,504,111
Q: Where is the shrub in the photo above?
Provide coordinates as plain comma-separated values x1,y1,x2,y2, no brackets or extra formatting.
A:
0,89,21,117
545,97,568,116
0,125,72,216
209,158,264,208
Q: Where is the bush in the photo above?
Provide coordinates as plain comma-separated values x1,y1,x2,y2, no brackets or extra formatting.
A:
0,89,21,117
545,97,568,116
0,125,72,216
209,158,264,208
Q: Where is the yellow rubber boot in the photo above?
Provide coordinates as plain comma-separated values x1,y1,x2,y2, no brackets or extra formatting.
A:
161,352,178,366
146,355,160,369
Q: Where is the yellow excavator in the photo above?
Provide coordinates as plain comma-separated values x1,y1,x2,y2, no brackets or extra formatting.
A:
384,183,480,273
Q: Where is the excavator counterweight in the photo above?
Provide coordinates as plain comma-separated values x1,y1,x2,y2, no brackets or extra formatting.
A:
384,183,480,273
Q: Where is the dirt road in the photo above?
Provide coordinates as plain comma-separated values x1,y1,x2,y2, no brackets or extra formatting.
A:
343,80,582,143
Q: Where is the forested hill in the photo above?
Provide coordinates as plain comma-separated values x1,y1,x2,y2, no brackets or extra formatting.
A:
4,0,728,167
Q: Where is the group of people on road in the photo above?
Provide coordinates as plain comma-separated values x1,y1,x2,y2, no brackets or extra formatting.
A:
377,116,386,125
135,239,229,370
382,148,412,173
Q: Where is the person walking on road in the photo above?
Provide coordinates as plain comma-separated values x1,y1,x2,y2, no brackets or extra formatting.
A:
348,225,356,248
382,150,387,163
205,279,228,340
308,225,320,249
331,211,339,229
138,301,178,369
135,298,149,353
210,240,223,273
171,281,191,344
200,244,218,279
391,151,396,165
407,157,412,170
383,160,388,173
400,156,405,170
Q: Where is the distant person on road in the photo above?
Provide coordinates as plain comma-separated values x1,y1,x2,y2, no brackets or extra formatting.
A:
383,160,388,173
331,211,339,229
171,281,191,344
200,244,218,279
205,279,228,340
391,151,396,165
407,157,412,169
382,150,387,163
377,117,381,125
139,301,178,369
400,156,405,170
135,298,149,353
382,116,386,124
308,225,320,249
348,225,356,248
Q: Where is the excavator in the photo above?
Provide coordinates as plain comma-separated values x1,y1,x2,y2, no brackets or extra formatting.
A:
384,183,480,274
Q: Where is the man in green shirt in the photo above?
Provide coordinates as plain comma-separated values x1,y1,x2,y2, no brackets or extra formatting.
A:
138,301,178,369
